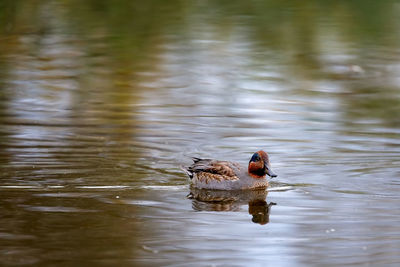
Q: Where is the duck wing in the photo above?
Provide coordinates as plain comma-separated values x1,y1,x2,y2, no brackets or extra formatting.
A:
183,158,240,181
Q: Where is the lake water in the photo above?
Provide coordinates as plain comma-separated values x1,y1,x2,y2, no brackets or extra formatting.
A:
1,1,400,266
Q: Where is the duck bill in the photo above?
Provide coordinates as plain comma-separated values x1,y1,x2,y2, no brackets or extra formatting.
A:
265,166,277,178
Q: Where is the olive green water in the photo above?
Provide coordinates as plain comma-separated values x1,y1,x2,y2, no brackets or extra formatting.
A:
1,0,400,266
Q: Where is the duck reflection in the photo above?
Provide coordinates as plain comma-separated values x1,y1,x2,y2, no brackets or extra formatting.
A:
188,187,276,225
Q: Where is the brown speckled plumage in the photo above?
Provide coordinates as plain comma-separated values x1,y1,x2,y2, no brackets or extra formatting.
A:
197,171,239,184
182,150,277,190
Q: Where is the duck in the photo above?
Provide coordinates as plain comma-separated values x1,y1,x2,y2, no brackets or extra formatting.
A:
182,150,277,190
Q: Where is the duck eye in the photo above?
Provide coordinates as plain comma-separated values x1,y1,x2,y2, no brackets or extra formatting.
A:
250,153,261,162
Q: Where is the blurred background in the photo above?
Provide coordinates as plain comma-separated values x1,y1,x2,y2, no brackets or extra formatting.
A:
0,0,400,266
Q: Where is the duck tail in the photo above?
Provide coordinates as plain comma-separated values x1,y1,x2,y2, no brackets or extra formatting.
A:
191,157,203,163
180,165,194,179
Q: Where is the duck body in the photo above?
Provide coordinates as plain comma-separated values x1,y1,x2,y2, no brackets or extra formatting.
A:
182,150,277,190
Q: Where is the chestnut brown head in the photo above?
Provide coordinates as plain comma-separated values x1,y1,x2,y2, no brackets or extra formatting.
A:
248,150,277,179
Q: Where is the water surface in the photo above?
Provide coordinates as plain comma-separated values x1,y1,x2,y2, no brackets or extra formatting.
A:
1,0,400,266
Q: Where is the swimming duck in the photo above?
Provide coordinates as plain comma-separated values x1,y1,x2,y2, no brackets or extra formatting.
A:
182,150,277,190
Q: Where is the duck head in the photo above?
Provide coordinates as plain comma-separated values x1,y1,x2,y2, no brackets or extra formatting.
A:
248,150,277,179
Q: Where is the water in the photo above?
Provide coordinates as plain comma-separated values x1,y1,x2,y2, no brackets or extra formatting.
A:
1,0,400,266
